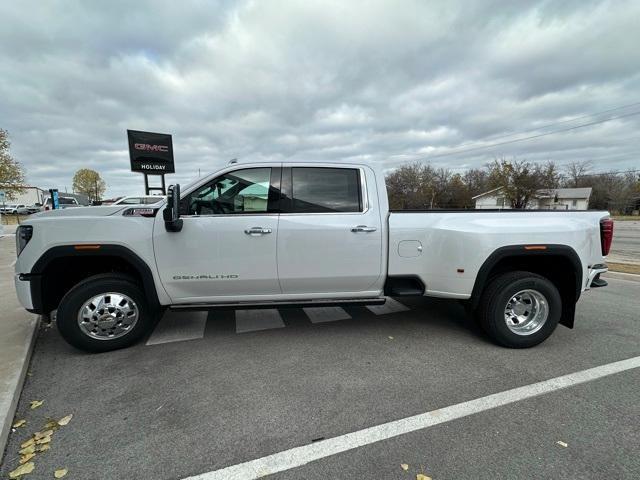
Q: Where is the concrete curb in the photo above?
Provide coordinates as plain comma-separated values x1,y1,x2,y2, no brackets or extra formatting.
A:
603,271,640,283
0,235,40,463
0,315,39,463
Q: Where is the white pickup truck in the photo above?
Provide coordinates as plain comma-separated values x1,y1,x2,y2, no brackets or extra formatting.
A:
14,162,613,352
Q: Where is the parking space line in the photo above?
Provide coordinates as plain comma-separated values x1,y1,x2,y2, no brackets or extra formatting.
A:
182,355,640,480
366,297,410,315
303,306,351,323
236,309,285,333
146,310,207,345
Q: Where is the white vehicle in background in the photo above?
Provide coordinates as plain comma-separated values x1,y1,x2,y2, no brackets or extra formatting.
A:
1,204,26,214
113,195,165,205
17,204,42,215
13,162,613,353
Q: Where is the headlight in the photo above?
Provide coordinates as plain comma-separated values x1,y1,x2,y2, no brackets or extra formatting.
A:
16,225,33,257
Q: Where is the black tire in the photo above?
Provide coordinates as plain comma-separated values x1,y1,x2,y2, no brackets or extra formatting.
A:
478,271,561,348
56,274,154,353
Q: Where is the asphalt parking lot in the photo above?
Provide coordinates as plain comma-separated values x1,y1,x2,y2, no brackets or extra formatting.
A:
1,273,639,479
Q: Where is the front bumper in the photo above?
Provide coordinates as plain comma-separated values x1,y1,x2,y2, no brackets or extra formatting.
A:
14,274,34,310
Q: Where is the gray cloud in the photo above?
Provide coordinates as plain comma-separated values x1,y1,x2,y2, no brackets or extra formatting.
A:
0,0,638,196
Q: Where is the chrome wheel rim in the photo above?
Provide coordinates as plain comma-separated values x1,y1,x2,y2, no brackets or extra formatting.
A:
504,289,548,336
77,292,139,340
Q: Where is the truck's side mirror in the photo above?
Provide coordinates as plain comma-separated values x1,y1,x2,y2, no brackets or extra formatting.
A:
163,184,183,232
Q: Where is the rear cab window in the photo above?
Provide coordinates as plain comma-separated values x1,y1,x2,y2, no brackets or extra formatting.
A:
285,167,363,213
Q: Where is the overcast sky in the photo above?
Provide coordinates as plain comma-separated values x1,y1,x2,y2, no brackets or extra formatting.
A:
1,0,639,197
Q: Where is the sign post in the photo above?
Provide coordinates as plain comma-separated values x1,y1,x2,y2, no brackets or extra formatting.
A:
127,130,175,195
0,190,5,225
49,189,59,209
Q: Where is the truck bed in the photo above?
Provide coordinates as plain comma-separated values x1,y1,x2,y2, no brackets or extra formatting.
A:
387,210,609,299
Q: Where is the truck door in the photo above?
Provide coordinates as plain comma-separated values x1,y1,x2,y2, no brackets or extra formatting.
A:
277,166,384,296
153,167,282,303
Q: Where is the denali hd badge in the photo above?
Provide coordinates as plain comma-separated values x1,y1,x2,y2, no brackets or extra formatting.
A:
173,274,239,280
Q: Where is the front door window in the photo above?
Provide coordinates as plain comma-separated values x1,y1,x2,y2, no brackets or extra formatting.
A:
185,168,274,215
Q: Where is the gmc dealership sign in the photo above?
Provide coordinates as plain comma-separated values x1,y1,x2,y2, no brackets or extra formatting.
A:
127,130,175,173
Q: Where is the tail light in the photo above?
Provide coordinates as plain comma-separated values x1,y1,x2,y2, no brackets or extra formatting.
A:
600,218,614,256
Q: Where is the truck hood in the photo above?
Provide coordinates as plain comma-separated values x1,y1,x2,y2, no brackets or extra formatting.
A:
30,206,129,218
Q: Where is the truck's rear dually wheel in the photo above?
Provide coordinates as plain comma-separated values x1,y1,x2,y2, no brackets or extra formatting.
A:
478,271,561,348
57,274,154,352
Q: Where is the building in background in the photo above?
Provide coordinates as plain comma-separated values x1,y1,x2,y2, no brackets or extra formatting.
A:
0,185,46,206
0,186,91,207
473,187,592,210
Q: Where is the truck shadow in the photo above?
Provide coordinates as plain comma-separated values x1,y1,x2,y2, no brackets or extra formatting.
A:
263,296,490,345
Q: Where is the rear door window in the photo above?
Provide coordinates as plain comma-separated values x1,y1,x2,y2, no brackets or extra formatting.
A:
290,168,362,213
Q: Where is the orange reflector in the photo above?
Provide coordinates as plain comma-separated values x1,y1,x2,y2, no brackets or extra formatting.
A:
524,245,547,251
74,245,101,250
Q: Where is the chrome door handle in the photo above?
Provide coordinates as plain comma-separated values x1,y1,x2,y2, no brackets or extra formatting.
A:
244,226,272,235
351,225,377,233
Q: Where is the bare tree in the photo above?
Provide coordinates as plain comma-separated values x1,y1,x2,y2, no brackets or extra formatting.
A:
565,160,592,188
385,163,430,209
486,157,559,209
0,129,26,200
386,158,638,212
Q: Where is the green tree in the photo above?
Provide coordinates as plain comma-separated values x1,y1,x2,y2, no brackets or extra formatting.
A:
72,168,106,202
0,129,26,201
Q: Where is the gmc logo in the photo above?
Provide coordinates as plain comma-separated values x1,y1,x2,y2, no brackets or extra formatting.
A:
134,143,168,152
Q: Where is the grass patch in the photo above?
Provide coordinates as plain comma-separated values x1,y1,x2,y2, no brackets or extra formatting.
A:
607,262,640,275
0,214,30,225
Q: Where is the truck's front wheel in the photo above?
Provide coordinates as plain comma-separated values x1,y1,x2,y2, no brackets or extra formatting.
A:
57,274,154,353
478,271,561,348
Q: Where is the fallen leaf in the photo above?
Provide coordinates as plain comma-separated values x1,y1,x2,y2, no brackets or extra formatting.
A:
416,475,432,480
57,414,73,426
19,452,36,464
556,441,568,448
388,336,394,340
36,435,52,445
54,468,68,478
9,462,35,478
20,438,35,448
13,419,27,428
19,445,36,455
37,444,51,452
35,430,54,440
44,420,60,431
30,400,44,410
401,463,409,471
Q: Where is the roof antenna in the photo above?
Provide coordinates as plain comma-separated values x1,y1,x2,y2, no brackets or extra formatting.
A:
229,158,238,165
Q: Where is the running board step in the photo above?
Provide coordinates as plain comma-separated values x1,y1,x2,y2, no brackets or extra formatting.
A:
170,297,387,311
